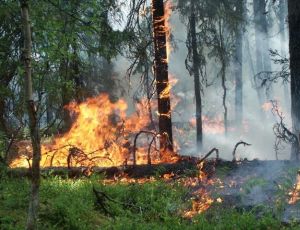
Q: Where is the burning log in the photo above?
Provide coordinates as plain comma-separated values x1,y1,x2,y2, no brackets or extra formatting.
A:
6,157,213,179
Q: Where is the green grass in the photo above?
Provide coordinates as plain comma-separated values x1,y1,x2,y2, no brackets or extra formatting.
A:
0,174,298,230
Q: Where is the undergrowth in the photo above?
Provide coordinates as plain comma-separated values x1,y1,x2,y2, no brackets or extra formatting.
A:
0,174,299,230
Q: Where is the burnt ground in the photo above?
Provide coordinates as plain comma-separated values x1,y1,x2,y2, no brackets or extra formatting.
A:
202,160,300,224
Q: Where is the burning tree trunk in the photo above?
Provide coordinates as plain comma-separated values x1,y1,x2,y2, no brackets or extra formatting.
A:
20,1,42,229
288,0,300,160
152,0,173,152
189,1,203,151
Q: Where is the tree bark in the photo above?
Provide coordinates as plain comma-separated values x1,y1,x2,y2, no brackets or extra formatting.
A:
288,0,300,160
190,1,203,151
20,1,42,229
152,0,173,152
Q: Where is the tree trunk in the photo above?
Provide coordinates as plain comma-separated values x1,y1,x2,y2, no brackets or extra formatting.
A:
280,0,290,103
60,57,72,132
152,0,173,152
280,0,288,56
288,0,300,160
234,0,245,128
261,1,273,99
253,0,268,117
221,63,228,134
72,41,83,103
190,2,203,151
20,1,41,229
0,98,8,135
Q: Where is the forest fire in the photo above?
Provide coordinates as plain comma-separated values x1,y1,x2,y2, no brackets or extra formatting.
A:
10,94,178,168
182,161,221,218
288,171,300,205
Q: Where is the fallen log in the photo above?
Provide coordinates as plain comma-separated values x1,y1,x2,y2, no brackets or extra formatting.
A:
6,156,219,179
5,158,298,180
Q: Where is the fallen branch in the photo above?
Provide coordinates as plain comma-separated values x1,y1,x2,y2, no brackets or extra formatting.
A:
232,141,251,162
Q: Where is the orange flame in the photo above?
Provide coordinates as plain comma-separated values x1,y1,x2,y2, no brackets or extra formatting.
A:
289,171,300,205
164,1,172,61
182,161,221,218
10,94,178,168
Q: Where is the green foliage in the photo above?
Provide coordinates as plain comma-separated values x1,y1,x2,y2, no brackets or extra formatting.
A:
242,177,268,194
0,176,297,229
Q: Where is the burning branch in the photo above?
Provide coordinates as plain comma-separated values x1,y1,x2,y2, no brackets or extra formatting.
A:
232,141,251,162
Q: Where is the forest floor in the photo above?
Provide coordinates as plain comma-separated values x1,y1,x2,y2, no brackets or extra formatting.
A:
1,160,300,229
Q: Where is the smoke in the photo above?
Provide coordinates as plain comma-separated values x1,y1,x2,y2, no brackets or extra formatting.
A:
109,0,291,161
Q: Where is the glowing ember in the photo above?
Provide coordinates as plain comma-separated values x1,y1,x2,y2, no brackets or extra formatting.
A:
288,171,300,205
10,94,178,168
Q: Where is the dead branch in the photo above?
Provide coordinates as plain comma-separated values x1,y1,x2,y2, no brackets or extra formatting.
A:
93,186,143,216
133,130,159,166
232,141,251,162
93,186,114,216
199,148,219,164
271,100,299,159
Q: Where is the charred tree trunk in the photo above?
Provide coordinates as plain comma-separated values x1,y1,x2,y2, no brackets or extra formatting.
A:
189,2,203,151
234,0,245,128
152,0,173,152
20,1,42,229
288,0,300,160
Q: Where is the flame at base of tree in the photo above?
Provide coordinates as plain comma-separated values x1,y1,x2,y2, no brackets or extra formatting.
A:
10,93,178,168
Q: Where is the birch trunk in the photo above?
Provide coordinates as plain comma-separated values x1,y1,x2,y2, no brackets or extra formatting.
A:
20,1,41,229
